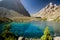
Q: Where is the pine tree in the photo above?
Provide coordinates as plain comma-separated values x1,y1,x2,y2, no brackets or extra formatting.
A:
40,26,52,40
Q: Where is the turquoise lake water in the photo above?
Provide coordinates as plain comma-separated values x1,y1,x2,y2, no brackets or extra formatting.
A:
0,21,60,38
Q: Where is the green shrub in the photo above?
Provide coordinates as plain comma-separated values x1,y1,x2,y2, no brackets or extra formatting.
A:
0,17,13,24
40,26,52,40
0,24,18,40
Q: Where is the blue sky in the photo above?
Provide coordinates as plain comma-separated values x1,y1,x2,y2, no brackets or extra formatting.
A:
21,0,60,15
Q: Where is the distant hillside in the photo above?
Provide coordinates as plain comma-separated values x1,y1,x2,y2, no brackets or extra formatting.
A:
0,7,24,18
0,0,30,16
32,2,60,21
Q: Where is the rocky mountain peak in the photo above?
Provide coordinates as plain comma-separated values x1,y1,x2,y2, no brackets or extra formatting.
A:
32,2,60,21
49,2,53,7
45,2,57,9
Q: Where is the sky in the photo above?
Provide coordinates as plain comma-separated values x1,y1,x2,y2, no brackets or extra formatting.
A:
0,0,2,1
21,0,60,15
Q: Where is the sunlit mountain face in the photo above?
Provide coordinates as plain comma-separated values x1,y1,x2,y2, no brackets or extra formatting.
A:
21,0,60,15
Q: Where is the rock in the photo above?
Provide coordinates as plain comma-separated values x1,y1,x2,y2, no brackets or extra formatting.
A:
18,37,23,40
32,2,60,21
54,36,60,40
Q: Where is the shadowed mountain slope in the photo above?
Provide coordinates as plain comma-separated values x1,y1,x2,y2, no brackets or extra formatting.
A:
0,7,24,18
0,0,30,16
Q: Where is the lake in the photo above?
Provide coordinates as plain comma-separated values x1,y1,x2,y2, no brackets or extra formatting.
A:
0,21,60,38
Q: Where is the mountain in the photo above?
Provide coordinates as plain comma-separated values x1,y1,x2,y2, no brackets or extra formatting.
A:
0,7,24,18
0,0,30,16
32,2,60,21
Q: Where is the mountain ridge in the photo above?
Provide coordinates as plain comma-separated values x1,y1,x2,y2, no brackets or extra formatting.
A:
32,2,60,21
0,0,30,16
0,7,24,18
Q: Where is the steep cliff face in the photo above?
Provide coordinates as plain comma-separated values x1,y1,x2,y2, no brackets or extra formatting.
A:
32,2,60,21
0,0,30,16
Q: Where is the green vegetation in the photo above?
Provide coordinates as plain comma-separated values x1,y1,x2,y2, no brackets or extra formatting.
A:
41,17,47,21
0,24,18,40
40,26,52,40
0,17,18,40
0,17,12,24
54,16,60,22
5,36,16,40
